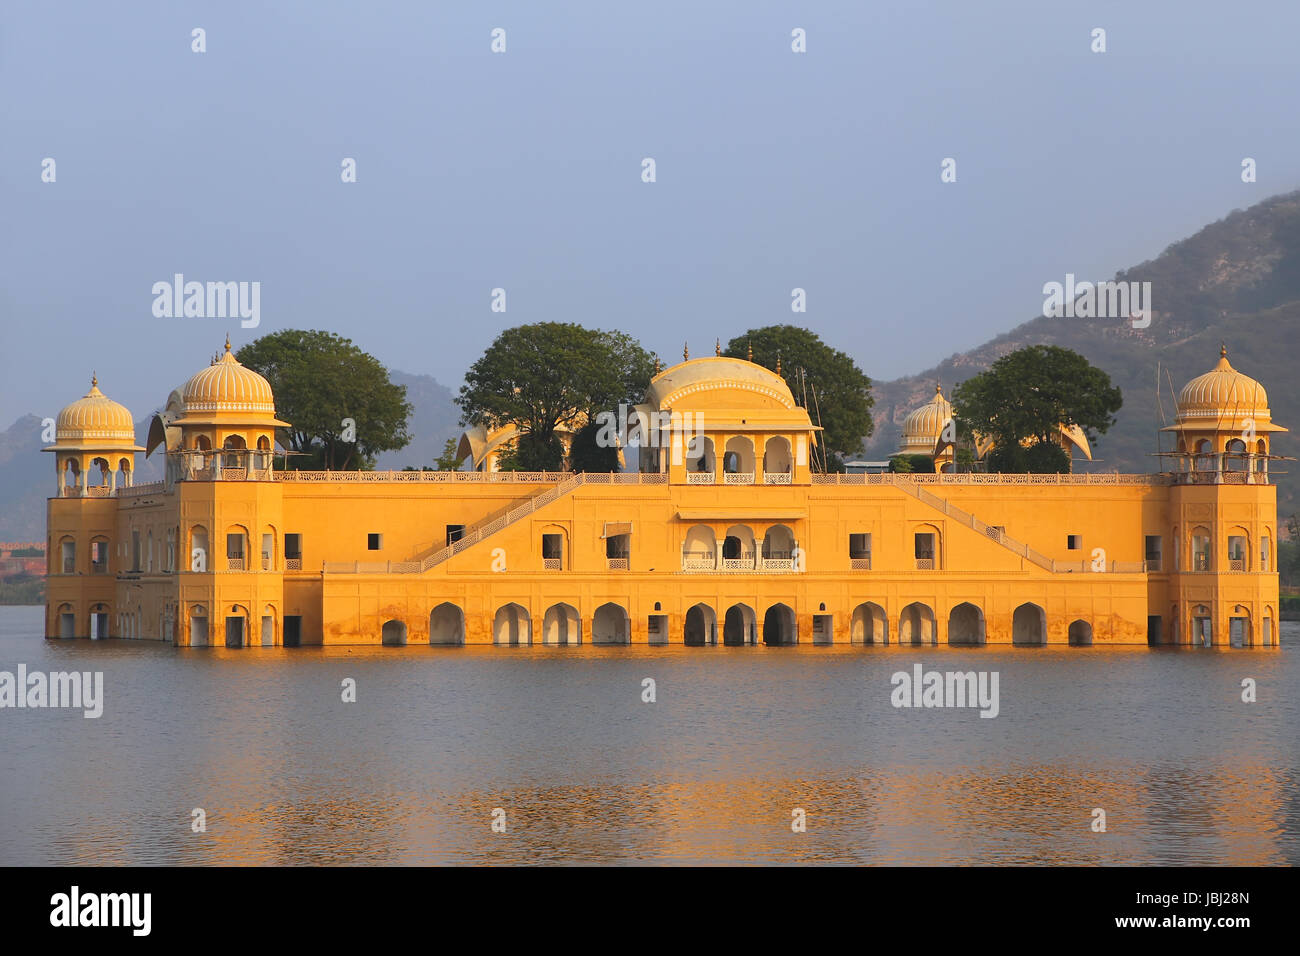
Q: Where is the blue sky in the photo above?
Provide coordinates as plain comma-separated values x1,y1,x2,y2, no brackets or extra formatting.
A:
3,0,1298,425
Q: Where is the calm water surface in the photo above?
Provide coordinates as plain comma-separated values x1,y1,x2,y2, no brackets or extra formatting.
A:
1,605,1296,865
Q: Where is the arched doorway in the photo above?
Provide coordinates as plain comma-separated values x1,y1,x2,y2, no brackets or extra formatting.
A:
851,602,887,644
762,603,796,646
684,603,716,646
1012,603,1046,646
429,603,466,645
225,605,249,648
188,605,208,646
494,603,531,646
899,603,935,645
1068,619,1092,646
89,603,109,640
1228,611,1251,648
723,604,756,646
542,603,581,646
592,603,630,645
381,620,407,646
948,603,985,646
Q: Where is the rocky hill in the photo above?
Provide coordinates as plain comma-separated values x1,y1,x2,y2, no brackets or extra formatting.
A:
864,191,1300,520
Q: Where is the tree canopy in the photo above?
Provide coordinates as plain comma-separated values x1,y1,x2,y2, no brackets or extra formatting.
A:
723,325,873,470
236,329,412,470
457,322,654,472
434,438,462,471
951,345,1123,474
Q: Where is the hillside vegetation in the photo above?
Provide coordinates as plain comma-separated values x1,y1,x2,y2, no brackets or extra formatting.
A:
865,191,1300,520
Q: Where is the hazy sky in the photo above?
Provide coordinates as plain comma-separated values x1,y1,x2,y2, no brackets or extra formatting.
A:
3,0,1299,426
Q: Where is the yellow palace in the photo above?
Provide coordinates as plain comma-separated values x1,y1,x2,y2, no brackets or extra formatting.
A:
44,341,1283,649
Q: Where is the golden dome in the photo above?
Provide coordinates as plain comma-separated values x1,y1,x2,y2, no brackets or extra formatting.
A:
644,356,797,411
180,338,277,417
54,376,136,444
898,385,952,454
1175,346,1271,424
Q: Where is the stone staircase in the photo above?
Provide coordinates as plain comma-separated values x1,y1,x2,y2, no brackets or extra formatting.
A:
890,476,1077,573
321,472,670,574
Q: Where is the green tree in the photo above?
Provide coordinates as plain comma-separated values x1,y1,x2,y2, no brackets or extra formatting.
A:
723,326,873,471
457,323,654,472
986,440,1071,474
951,345,1122,474
236,330,412,470
434,438,462,471
568,420,620,473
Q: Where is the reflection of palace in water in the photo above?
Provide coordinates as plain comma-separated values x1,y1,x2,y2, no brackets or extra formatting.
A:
44,340,1283,649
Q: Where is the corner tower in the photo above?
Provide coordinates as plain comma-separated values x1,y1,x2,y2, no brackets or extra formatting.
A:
42,375,143,496
1161,345,1284,646
1162,344,1285,482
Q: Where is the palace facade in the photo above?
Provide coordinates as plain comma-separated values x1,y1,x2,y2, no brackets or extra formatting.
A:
44,342,1284,648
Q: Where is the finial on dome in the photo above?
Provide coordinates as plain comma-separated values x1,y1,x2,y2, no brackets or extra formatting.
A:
935,383,943,395
747,340,753,362
775,352,782,376
715,338,721,357
683,342,689,361
91,372,98,388
225,333,232,353
1220,341,1227,358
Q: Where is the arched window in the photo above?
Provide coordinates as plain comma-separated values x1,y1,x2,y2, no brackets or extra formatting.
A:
913,524,941,569
222,435,247,469
1193,439,1213,472
90,536,109,574
1225,438,1247,472
723,437,755,479
190,526,209,572
686,437,715,479
762,525,795,566
721,525,755,568
260,526,276,570
1191,527,1211,572
1227,528,1249,571
540,525,567,570
763,437,793,481
682,525,717,570
61,459,81,496
88,457,110,488
225,525,248,571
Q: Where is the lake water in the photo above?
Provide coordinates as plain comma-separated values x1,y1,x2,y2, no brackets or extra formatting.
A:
0,604,1296,865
